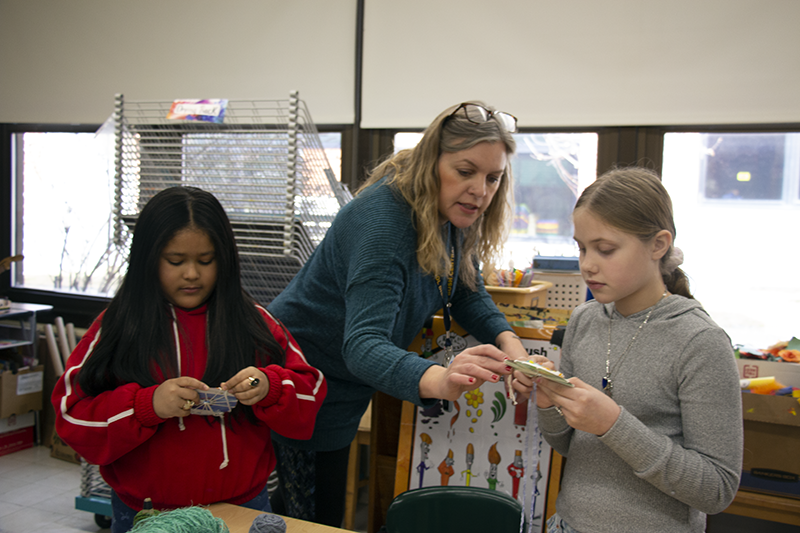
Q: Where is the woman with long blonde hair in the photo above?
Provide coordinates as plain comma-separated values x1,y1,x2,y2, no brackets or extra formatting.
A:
268,101,537,526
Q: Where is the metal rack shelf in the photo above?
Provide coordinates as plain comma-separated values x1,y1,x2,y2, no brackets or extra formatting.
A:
0,303,52,365
112,91,351,306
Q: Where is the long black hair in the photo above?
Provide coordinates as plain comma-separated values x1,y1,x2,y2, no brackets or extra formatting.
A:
79,186,286,399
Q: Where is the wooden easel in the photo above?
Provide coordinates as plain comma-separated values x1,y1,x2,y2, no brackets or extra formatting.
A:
390,399,565,529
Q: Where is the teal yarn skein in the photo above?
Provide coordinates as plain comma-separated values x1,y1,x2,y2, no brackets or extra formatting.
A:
130,506,230,533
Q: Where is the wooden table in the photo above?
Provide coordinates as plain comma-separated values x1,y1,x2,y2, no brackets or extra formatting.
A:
207,503,352,533
344,401,372,530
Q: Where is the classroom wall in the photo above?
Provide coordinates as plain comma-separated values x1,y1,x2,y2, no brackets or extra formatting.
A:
0,0,357,124
362,0,800,128
1,0,799,127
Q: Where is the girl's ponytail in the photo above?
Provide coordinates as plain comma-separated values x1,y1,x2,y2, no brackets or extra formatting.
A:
661,246,693,299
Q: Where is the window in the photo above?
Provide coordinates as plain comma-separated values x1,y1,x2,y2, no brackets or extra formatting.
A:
319,132,343,182
504,133,598,266
12,130,122,297
700,133,799,201
393,132,599,269
11,129,342,298
662,132,800,346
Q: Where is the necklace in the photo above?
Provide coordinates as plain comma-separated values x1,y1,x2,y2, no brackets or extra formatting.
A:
603,291,667,397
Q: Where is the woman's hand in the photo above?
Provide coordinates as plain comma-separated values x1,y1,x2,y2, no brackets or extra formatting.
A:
419,344,512,401
534,376,621,435
495,331,536,402
495,331,528,361
153,377,209,419
221,367,269,406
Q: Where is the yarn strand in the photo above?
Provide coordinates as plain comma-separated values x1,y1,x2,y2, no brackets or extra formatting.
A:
519,386,540,533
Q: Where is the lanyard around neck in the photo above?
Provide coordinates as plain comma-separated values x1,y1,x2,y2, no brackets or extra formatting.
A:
435,247,456,332
435,225,460,365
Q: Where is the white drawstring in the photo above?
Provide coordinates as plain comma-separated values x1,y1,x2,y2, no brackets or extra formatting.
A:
169,305,229,467
218,415,229,469
170,306,187,432
171,306,182,376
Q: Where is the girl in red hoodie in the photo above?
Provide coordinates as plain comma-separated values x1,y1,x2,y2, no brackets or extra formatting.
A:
52,186,326,532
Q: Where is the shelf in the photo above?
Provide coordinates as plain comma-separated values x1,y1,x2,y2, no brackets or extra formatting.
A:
725,489,800,526
0,340,32,350
0,311,36,353
0,303,52,355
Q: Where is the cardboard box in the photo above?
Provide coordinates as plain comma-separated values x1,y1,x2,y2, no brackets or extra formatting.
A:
737,358,800,388
40,334,60,451
0,426,34,457
0,412,35,434
740,392,800,498
50,430,82,464
0,365,44,418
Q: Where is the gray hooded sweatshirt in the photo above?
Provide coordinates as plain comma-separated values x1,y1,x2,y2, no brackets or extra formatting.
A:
539,295,743,533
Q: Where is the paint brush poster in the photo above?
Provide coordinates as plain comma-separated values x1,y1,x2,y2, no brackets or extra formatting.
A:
409,332,562,533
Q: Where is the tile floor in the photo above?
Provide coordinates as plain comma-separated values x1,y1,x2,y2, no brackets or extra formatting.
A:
0,445,369,533
0,445,98,533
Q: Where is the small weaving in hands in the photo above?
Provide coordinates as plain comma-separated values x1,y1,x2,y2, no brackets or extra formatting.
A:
190,389,239,416
507,360,575,387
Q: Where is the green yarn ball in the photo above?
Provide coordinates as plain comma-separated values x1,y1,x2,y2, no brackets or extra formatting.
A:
130,506,229,533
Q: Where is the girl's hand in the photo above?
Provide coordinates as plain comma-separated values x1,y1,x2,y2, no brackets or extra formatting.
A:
419,344,511,401
153,377,209,419
220,367,269,406
507,355,552,403
534,376,621,435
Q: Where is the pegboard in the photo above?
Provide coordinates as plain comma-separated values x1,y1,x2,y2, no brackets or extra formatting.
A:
533,271,587,310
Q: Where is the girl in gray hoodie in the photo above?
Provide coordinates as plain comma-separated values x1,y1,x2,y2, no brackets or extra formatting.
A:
524,168,742,533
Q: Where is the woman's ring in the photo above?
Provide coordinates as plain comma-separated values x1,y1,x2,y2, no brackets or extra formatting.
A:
182,399,194,411
248,376,260,387
554,405,564,417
